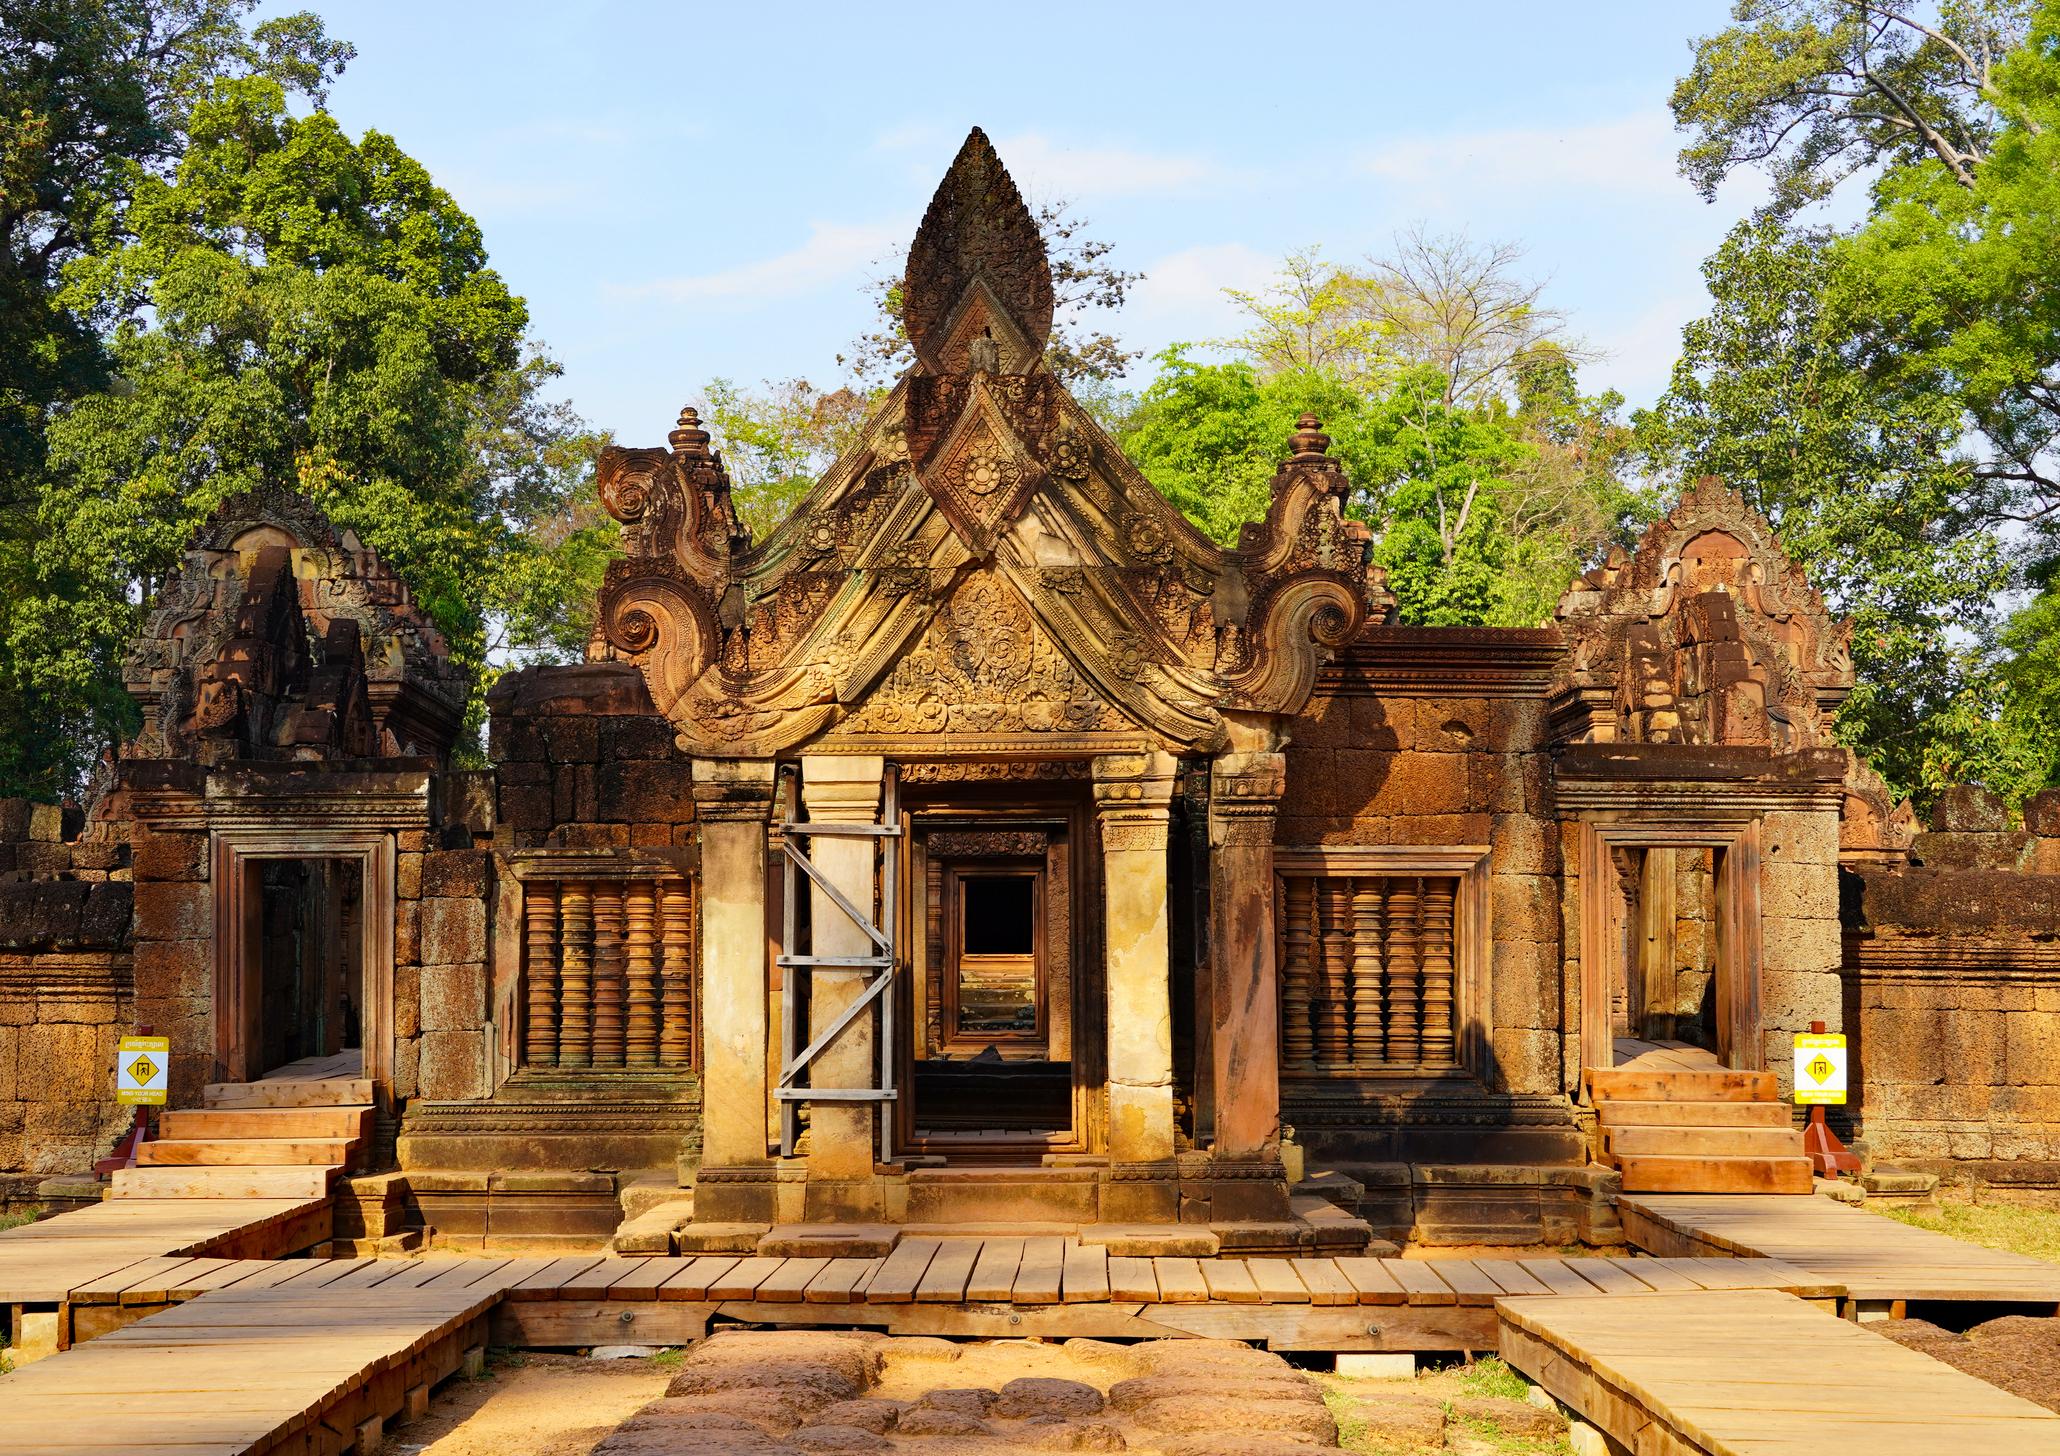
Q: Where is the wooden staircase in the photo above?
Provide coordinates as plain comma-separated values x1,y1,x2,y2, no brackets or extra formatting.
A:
1589,1041,1812,1195
114,1052,373,1199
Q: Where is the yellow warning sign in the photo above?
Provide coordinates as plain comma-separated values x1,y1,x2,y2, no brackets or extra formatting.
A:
1793,1032,1847,1106
117,1035,168,1106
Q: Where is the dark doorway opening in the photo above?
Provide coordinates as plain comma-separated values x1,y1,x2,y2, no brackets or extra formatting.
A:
255,858,363,1077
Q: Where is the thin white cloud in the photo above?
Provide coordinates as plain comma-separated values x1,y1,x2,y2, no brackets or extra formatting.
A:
1359,111,1681,200
1123,242,1278,349
993,131,1228,200
613,220,905,305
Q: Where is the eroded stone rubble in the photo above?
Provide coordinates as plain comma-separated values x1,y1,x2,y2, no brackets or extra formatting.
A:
591,1329,1344,1455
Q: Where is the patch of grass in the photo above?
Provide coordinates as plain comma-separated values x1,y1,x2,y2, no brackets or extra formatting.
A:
484,1345,527,1376
649,1346,685,1371
1460,1355,1532,1402
0,1206,41,1232
1869,1196,2060,1263
1319,1387,1374,1453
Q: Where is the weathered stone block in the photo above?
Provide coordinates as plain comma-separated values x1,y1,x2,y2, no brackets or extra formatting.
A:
394,899,420,966
1762,810,1839,866
394,962,420,1040
1358,751,1466,818
1934,783,2008,832
392,1033,419,1100
1348,695,1410,751
0,799,32,841
1491,1026,1558,1094
130,831,205,883
602,715,679,761
2024,787,2060,837
1490,814,1557,875
1278,747,1336,817
556,822,630,848
1491,938,1559,1029
1472,754,1524,814
418,1032,483,1101
1415,698,1490,753
2005,1011,2060,1087
132,881,208,941
489,715,546,763
1761,861,1838,921
421,850,489,899
1761,915,1840,973
17,843,71,878
1289,693,1351,748
134,938,209,1001
420,898,486,965
1911,831,2035,873
396,851,422,901
594,761,697,824
420,961,485,1032
1493,874,1559,944
498,785,552,831
544,716,599,763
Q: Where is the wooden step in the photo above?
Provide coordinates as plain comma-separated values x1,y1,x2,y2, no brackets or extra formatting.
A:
205,1077,372,1109
161,1106,373,1140
1606,1126,1807,1159
1586,1068,1777,1103
110,1165,337,1199
1595,1100,1793,1128
1615,1154,1814,1195
136,1137,359,1168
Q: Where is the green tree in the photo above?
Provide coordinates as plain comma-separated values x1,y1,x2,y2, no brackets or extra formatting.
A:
702,377,871,540
21,72,609,784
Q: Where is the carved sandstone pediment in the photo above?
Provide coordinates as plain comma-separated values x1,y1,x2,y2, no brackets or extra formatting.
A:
593,129,1395,759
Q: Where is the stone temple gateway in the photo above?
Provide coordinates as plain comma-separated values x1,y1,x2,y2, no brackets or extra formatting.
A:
5,129,2052,1253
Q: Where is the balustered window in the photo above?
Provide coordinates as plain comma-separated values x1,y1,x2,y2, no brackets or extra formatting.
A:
521,876,695,1069
1275,848,1491,1078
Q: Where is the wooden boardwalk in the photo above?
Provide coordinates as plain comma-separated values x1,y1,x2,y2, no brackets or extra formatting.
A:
1622,1192,2060,1307
2,1273,496,1456
0,1198,330,1307
1499,1287,2060,1455
40,1246,1841,1356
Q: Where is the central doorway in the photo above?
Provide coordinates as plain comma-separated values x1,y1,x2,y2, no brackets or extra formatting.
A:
895,778,1097,1159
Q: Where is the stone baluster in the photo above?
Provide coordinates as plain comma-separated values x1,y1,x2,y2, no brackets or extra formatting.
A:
658,878,692,1065
1317,878,1352,1067
558,881,594,1067
624,879,658,1066
523,881,559,1068
591,882,626,1067
1350,877,1385,1068
1421,876,1456,1065
1281,875,1315,1067
1385,876,1421,1064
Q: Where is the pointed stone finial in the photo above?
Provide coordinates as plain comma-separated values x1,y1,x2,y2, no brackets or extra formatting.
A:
1289,415,1332,462
669,406,713,460
903,128,1054,373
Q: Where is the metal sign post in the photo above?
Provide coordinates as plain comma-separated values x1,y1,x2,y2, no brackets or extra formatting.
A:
1794,1020,1860,1177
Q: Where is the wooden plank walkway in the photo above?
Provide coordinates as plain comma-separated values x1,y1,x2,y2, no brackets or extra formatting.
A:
1499,1287,2060,1455
1622,1192,2060,1305
0,1199,332,1306
1,1275,501,1456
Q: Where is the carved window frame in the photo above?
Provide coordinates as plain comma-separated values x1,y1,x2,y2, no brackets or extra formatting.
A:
1272,845,1492,1081
1576,821,1761,1077
210,829,396,1090
940,859,1048,1052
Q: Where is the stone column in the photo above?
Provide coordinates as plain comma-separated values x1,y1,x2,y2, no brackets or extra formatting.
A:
691,758,778,1225
1094,751,1178,1219
1208,749,1286,1158
800,754,886,1221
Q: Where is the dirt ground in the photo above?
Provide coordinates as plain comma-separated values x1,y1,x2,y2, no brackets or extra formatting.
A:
395,1352,673,1456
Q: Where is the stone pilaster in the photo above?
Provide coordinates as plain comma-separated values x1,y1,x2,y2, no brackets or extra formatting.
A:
799,755,887,1221
1208,750,1286,1163
1094,750,1178,1219
691,758,777,1225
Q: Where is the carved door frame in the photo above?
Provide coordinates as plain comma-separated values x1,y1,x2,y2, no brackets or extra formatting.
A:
210,829,396,1089
1576,820,1762,1076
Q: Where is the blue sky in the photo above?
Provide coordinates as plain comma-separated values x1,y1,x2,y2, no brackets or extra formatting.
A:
301,0,1790,446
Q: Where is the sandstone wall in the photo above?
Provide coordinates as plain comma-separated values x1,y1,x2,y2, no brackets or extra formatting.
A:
1843,865,2060,1194
0,878,135,1186
1279,687,1560,1101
